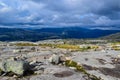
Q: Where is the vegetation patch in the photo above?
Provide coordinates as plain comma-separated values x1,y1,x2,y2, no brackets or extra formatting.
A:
65,60,102,80
15,43,38,46
39,43,98,52
111,42,120,50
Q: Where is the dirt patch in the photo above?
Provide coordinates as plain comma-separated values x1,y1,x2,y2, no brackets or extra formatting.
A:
53,71,74,78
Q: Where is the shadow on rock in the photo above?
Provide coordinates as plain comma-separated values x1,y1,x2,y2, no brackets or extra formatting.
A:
99,64,120,78
53,71,74,78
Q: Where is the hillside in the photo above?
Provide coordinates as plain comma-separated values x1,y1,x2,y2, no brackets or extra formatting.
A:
101,32,120,40
0,27,120,41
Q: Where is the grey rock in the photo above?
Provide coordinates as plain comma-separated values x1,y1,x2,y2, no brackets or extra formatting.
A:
0,59,30,76
49,54,60,64
34,70,44,75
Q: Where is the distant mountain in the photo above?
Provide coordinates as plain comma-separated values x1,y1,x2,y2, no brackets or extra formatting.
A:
0,27,120,41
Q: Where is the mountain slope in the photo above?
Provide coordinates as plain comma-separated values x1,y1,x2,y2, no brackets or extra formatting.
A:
101,32,120,39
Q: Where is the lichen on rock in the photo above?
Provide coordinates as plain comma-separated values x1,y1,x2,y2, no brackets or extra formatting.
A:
0,59,30,76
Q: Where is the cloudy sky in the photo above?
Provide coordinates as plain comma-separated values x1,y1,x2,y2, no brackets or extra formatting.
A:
0,0,120,29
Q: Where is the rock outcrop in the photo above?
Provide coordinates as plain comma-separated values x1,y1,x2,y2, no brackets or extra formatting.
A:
0,58,30,76
49,54,60,64
48,54,66,65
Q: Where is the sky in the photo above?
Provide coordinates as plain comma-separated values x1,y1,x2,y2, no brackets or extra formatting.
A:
0,0,120,29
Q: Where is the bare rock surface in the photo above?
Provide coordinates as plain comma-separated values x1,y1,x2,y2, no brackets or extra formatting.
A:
72,51,120,80
30,66,87,80
0,41,120,80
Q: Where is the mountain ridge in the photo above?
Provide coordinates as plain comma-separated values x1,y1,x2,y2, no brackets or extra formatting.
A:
0,27,120,41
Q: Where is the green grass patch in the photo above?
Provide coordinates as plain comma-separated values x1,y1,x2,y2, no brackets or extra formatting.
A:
39,43,98,52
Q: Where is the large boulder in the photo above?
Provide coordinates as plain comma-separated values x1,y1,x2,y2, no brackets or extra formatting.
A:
0,59,30,76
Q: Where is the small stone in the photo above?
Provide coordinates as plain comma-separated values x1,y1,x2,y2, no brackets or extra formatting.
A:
118,54,120,58
69,67,76,70
65,57,71,60
13,75,17,78
34,70,43,75
30,60,37,65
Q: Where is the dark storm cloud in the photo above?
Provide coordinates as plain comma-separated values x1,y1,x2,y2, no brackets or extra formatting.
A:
0,0,119,29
